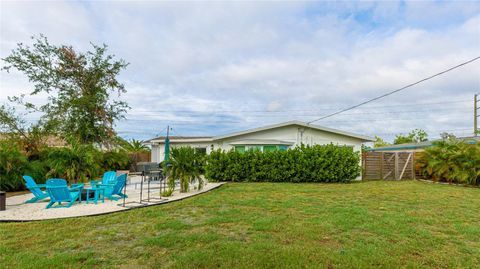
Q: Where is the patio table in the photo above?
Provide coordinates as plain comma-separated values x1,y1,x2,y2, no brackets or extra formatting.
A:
85,187,106,204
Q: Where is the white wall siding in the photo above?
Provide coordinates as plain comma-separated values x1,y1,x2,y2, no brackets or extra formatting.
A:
218,125,299,151
152,142,213,162
151,145,160,163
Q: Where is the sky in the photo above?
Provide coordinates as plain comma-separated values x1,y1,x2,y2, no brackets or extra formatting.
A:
1,1,479,142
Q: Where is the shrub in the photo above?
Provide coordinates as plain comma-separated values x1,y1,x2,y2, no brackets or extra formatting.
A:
0,139,138,191
24,159,49,184
166,147,205,192
45,143,101,183
0,141,28,191
161,188,174,197
418,139,480,185
205,144,360,183
102,150,131,171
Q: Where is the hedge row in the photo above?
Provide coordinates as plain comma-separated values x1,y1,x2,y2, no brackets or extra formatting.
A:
205,144,360,183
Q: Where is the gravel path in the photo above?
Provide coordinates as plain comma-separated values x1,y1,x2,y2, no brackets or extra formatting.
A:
0,176,224,221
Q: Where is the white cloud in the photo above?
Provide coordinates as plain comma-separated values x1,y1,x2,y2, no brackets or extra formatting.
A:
1,1,479,140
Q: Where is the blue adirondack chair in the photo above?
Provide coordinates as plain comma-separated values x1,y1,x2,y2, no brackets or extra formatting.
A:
90,171,117,196
45,179,84,209
22,175,49,203
98,173,128,201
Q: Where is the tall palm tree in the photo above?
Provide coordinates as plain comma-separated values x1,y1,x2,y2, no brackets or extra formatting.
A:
117,138,150,168
123,139,149,153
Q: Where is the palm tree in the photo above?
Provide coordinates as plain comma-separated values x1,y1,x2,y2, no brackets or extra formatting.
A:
118,139,150,168
167,147,205,192
418,139,480,185
122,139,149,153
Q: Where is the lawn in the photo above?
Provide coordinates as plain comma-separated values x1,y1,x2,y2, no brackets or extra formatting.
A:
1,181,479,268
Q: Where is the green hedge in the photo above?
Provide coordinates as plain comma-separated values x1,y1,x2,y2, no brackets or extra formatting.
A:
205,144,360,183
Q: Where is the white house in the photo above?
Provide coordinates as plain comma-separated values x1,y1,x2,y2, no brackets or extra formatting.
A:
145,121,374,163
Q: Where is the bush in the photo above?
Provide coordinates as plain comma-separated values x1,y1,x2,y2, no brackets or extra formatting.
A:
0,142,28,191
205,144,360,183
166,147,205,192
23,159,49,184
102,150,131,171
0,139,138,191
161,188,174,197
418,140,480,185
44,143,102,183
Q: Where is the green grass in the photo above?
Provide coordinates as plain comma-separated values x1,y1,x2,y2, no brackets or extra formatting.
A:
1,181,479,268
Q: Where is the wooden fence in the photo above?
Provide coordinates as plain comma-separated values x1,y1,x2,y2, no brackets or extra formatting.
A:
128,152,151,164
362,151,424,180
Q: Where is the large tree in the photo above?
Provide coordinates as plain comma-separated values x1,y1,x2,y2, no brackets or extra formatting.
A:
393,129,428,145
1,35,129,147
373,135,391,148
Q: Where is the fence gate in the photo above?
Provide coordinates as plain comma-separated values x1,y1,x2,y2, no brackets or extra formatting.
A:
362,151,418,180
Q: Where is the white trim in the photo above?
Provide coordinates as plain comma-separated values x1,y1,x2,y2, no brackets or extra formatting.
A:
214,121,374,141
148,138,214,144
229,139,295,145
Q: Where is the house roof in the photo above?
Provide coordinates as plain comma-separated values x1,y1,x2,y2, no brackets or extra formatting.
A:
145,121,374,144
368,136,480,152
213,121,374,141
145,136,213,144
0,133,66,147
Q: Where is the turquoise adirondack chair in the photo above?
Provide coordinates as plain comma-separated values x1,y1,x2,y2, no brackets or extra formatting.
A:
90,171,117,196
45,179,84,209
98,173,128,201
22,175,49,203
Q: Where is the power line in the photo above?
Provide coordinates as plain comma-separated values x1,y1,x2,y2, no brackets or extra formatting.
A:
127,99,469,114
373,128,472,136
307,56,480,124
128,107,471,119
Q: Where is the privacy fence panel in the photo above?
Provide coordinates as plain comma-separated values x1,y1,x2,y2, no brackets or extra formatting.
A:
362,151,423,180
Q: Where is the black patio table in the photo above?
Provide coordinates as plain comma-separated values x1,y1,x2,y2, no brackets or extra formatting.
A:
80,189,95,201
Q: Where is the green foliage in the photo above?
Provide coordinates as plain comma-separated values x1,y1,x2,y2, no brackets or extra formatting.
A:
373,136,391,148
118,138,149,153
1,35,129,147
44,144,101,183
161,188,174,197
0,138,133,191
418,139,480,185
117,138,150,167
0,141,27,191
23,159,49,184
205,144,360,183
0,105,49,158
101,150,131,171
393,129,428,145
166,147,205,192
45,146,130,183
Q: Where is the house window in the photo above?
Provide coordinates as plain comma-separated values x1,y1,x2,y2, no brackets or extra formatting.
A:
235,145,245,153
279,145,288,151
247,145,262,152
263,145,277,152
235,145,290,152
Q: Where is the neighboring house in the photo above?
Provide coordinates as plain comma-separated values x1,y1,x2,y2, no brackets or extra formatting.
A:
0,133,66,147
367,136,480,153
145,120,374,163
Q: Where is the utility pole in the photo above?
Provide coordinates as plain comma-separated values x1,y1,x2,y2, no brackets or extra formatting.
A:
475,94,479,136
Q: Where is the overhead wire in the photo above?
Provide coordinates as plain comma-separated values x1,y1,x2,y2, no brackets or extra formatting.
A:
307,56,480,124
